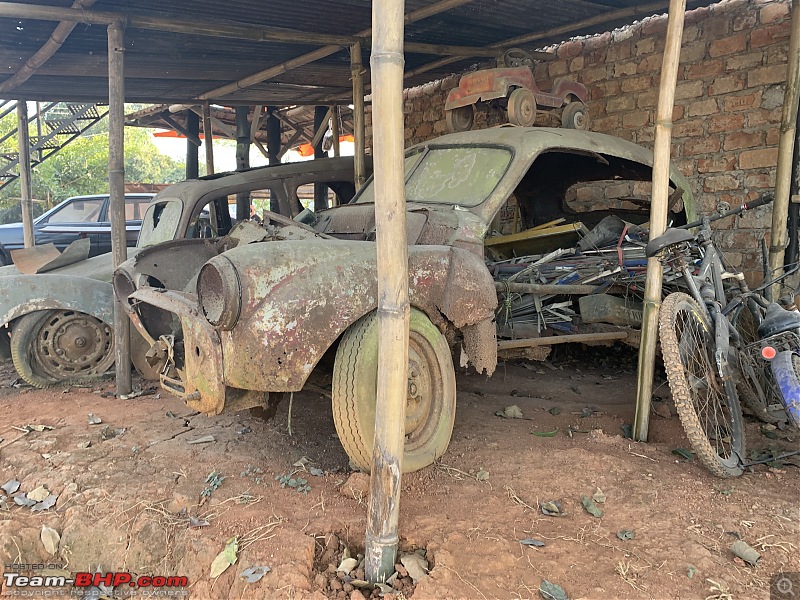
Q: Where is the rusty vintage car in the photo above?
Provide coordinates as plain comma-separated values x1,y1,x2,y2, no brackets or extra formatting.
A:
0,157,365,387
115,126,694,472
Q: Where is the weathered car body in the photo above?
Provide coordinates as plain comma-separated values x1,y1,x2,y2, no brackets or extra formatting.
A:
117,126,694,470
0,157,366,385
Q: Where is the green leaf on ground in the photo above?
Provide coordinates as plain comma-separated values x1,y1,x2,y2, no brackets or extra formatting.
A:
581,496,603,518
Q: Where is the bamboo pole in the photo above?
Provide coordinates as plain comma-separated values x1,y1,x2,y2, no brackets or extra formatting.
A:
107,21,131,396
768,0,800,298
185,109,199,179
331,106,341,159
235,106,251,220
16,101,34,248
351,42,367,191
365,0,408,584
633,0,686,443
202,104,214,175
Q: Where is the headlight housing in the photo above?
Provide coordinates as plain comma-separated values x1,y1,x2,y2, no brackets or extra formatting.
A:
197,256,242,330
113,268,137,308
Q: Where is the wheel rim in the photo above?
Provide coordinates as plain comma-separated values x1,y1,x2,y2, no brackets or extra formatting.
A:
446,106,473,132
672,306,740,462
508,89,536,126
404,330,442,451
32,311,113,380
569,107,586,129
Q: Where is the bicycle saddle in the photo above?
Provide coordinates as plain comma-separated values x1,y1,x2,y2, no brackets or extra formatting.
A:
757,302,800,338
645,228,695,257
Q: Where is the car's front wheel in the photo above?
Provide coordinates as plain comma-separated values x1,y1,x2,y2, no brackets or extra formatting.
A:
10,310,115,388
332,308,456,473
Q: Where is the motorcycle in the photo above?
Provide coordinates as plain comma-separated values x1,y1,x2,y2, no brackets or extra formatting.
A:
754,301,800,428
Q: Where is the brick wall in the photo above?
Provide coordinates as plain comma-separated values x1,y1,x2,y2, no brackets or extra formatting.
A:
366,0,794,286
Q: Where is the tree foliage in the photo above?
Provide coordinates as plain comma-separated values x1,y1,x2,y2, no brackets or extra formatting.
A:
0,108,185,219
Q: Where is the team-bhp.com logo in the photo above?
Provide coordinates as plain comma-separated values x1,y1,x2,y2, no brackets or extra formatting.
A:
2,564,188,596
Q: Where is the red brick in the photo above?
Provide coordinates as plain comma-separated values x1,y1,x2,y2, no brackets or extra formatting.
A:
606,40,632,62
549,60,569,77
704,174,741,192
534,62,549,81
679,44,707,66
622,111,650,128
722,92,762,112
582,67,609,84
641,15,667,36
746,108,775,127
707,113,745,133
673,120,705,138
635,37,655,55
751,23,791,48
606,95,636,113
415,122,432,138
687,98,719,117
682,24,700,43
701,13,732,38
760,2,790,24
697,156,736,173
637,90,657,109
613,129,635,142
766,128,781,145
638,54,663,73
747,64,786,87
684,135,721,156
744,172,776,189
709,75,746,96
684,5,712,26
675,81,705,100
558,40,584,59
725,51,765,72
593,114,621,132
708,33,748,57
569,56,585,72
591,80,620,99
738,147,778,169
583,31,612,54
614,61,638,77
686,60,724,80
733,11,758,31
672,104,685,121
724,131,765,150
621,76,652,93
635,127,655,144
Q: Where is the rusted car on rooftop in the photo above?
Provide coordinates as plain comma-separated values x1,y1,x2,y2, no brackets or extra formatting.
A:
0,157,365,387
115,126,694,472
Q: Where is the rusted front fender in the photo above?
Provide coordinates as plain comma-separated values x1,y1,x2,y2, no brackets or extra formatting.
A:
217,239,497,392
0,274,114,328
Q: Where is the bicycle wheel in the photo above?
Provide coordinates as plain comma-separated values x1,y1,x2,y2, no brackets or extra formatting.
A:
734,303,784,424
659,293,745,477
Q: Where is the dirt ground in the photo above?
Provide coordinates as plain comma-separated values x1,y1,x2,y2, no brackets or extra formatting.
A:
0,344,797,600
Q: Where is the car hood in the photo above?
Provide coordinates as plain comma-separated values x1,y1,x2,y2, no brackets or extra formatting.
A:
0,248,141,281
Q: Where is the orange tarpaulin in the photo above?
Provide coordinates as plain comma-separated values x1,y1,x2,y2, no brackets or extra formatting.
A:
297,135,355,157
152,131,224,140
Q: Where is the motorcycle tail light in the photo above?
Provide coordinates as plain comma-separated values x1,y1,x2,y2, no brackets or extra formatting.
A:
761,346,777,361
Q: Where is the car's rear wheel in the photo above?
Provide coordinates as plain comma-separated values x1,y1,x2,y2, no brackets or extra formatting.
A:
332,308,456,473
445,106,474,132
507,88,537,127
562,101,589,130
10,310,115,388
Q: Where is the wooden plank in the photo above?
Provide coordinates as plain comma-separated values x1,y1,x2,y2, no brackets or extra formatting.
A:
497,331,629,350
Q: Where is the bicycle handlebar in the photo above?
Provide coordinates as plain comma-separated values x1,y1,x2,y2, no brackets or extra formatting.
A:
678,191,774,230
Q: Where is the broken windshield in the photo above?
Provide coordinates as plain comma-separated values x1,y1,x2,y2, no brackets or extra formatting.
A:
355,146,511,207
138,199,182,247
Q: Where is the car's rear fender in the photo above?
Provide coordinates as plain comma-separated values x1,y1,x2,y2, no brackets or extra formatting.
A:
217,239,497,392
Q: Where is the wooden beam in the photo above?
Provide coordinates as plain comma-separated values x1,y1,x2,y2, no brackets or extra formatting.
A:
202,104,214,175
107,21,131,395
768,0,800,297
497,331,628,351
196,0,478,100
0,2,356,46
351,41,367,191
634,0,686,443
159,113,201,146
365,0,408,584
331,106,340,159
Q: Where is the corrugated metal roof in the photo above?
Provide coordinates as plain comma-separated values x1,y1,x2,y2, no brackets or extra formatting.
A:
0,0,718,106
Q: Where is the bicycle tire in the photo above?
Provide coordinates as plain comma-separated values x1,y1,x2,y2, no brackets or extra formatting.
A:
659,293,745,477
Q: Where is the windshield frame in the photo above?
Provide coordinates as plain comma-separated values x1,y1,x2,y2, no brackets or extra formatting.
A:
137,198,183,248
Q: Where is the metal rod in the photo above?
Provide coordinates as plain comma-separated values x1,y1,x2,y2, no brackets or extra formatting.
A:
498,331,628,350
107,21,131,395
768,0,800,298
351,41,367,191
16,101,34,248
365,0,408,585
202,104,214,175
634,0,686,443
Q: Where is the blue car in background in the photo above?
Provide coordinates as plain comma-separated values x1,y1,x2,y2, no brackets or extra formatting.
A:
0,193,154,266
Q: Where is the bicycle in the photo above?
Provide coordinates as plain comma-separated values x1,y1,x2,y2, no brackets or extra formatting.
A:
645,193,777,477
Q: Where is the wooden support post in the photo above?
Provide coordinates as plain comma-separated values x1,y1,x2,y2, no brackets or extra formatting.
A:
235,105,251,221
314,105,329,211
768,0,800,297
634,0,686,442
16,101,34,248
107,21,131,395
267,106,282,213
365,0,408,585
351,41,367,191
185,109,199,179
202,104,214,175
331,106,341,159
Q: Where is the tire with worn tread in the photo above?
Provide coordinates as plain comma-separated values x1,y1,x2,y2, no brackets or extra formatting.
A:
11,309,115,388
659,293,745,477
445,106,474,132
332,308,456,473
561,101,589,130
507,88,537,127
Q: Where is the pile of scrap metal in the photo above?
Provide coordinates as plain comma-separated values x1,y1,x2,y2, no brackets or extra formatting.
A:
487,215,663,349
